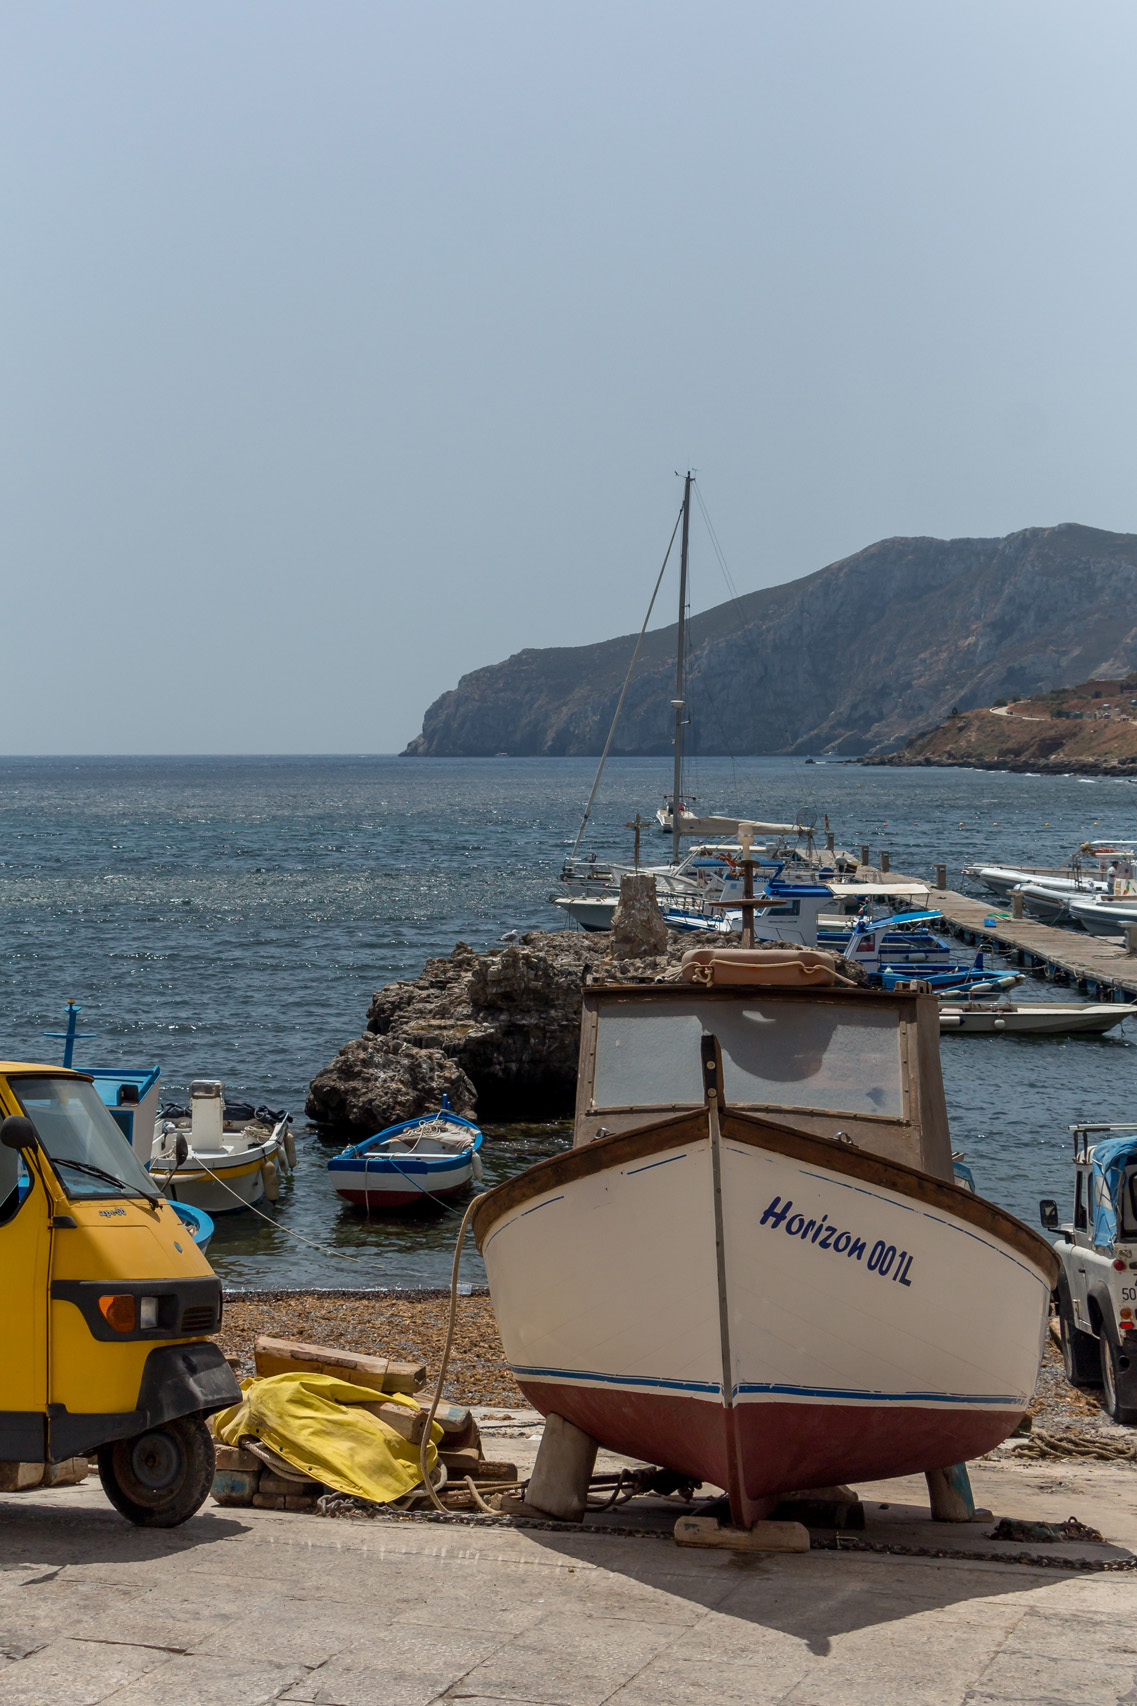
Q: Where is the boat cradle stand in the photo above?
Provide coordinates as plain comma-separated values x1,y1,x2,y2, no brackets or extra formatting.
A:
522,1412,989,1550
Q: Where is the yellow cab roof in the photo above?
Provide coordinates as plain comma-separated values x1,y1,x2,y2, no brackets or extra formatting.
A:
0,1062,87,1077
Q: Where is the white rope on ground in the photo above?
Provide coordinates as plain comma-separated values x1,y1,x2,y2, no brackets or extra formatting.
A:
178,1151,496,1513
417,1192,489,1516
162,1152,483,1283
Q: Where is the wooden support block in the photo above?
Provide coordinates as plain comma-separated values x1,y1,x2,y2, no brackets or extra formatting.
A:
674,1515,810,1553
283,1495,318,1513
360,1401,429,1445
926,1463,977,1522
42,1458,88,1488
439,1445,481,1475
524,1413,598,1522
472,1460,519,1482
214,1443,262,1473
259,1471,319,1497
212,1469,260,1505
253,1334,426,1394
415,1396,477,1440
0,1462,44,1492
252,1492,286,1510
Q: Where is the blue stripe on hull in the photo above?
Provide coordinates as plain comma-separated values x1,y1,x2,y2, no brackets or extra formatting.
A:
510,1363,1021,1407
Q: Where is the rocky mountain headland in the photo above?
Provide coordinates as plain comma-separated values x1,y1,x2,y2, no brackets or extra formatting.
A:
402,524,1137,758
866,674,1137,776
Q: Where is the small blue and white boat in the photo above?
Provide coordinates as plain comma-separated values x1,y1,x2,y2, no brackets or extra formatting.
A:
328,1104,483,1211
170,1201,215,1253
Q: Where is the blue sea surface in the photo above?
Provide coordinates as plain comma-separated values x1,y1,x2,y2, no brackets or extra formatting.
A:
0,753,1133,1286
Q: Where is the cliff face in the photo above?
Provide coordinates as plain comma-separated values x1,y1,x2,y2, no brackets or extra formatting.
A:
402,524,1137,756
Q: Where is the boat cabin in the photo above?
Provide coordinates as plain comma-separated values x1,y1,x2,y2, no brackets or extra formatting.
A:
575,974,951,1179
88,1065,161,1163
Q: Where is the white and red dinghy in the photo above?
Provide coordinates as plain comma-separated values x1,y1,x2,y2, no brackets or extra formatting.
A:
329,1109,483,1210
472,950,1058,1529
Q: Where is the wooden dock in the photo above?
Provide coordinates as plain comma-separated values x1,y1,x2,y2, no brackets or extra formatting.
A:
918,884,1137,1002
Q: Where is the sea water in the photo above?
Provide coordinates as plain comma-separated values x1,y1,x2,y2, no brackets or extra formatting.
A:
0,753,1133,1287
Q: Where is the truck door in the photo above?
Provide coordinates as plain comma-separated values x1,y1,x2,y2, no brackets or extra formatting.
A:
1070,1164,1092,1327
0,1131,51,1460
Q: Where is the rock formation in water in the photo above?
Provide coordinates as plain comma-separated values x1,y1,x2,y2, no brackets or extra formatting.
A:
305,1035,477,1144
402,524,1137,757
307,930,714,1133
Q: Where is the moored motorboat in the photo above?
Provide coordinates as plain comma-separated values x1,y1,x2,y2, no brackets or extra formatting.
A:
472,949,1058,1528
940,1000,1136,1035
149,1080,294,1214
329,1107,483,1210
1067,893,1137,938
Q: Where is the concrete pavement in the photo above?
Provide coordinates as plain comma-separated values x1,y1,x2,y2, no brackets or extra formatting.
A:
3,1448,1137,1706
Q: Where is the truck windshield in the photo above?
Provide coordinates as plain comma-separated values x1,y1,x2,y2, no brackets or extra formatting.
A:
10,1077,157,1201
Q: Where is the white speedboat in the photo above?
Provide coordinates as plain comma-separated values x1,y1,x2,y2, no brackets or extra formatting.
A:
1067,894,1137,938
149,1081,294,1214
473,950,1058,1528
940,1000,1135,1035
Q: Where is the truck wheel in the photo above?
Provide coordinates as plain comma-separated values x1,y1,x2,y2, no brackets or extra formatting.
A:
98,1416,216,1527
1059,1295,1102,1388
1099,1338,1137,1426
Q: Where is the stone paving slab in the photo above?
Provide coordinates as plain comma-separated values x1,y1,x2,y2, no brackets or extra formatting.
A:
2,1469,1137,1705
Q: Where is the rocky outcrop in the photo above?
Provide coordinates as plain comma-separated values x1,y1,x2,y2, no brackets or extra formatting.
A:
305,1036,477,1142
308,929,877,1135
611,874,670,958
308,930,721,1134
401,524,1137,758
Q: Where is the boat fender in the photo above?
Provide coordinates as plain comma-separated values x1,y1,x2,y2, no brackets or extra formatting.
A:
262,1160,280,1201
283,1128,297,1170
471,1151,483,1182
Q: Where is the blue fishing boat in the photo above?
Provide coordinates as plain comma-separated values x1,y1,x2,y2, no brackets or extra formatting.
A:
328,1104,483,1210
170,1201,215,1252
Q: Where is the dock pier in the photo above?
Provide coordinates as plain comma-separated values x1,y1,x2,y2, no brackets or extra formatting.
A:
910,880,1137,1002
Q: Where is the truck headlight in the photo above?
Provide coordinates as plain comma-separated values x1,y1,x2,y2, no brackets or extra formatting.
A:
139,1296,158,1330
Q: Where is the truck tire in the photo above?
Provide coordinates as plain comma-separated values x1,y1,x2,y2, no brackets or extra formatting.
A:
98,1415,216,1527
1059,1293,1101,1388
1099,1337,1137,1426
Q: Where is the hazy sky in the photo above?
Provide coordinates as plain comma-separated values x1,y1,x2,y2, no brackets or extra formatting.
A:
4,2,1137,752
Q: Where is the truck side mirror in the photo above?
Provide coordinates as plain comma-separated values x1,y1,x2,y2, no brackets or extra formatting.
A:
1039,1199,1059,1232
0,1116,37,1152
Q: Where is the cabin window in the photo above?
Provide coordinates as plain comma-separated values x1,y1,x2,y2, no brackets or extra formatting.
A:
10,1076,157,1201
592,999,903,1117
1074,1170,1087,1231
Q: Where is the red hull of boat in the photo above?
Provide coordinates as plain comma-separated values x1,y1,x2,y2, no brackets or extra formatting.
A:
335,1184,468,1209
520,1378,1020,1527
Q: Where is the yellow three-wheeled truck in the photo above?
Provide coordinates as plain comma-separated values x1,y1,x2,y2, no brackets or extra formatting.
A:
0,1060,240,1525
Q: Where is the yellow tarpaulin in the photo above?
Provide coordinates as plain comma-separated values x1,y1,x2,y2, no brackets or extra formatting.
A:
213,1372,442,1504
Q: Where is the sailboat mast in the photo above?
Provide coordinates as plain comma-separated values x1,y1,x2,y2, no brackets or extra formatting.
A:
671,471,692,865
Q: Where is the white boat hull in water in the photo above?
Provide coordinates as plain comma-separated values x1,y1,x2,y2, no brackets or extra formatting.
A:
474,1103,1055,1527
940,1002,1135,1035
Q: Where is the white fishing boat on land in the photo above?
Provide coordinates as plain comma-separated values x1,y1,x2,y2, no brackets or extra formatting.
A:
149,1080,294,1214
472,949,1058,1528
940,1000,1135,1035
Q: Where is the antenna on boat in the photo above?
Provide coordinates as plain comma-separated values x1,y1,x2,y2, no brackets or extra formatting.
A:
671,471,693,866
44,999,95,1070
